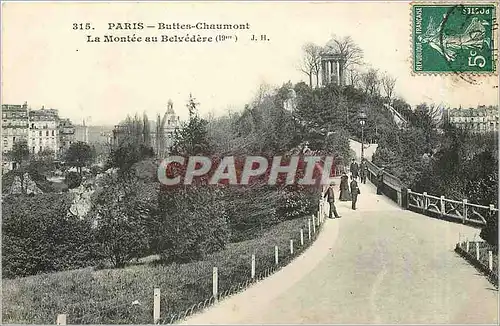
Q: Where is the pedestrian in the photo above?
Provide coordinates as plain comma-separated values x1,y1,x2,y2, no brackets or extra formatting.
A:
359,158,368,184
350,176,360,210
376,167,385,195
339,172,351,201
323,182,341,219
350,158,359,180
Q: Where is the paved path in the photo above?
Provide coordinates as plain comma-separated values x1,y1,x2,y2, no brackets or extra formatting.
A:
181,180,498,324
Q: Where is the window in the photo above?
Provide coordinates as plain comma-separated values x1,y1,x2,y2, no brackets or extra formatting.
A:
39,146,42,152
39,131,42,136
32,147,35,153
12,137,16,142
46,131,49,136
52,130,55,136
31,123,34,129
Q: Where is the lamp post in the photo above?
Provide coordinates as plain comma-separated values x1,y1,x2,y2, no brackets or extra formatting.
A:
359,110,367,159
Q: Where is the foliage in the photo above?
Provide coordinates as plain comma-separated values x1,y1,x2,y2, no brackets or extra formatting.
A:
2,194,98,278
299,43,322,87
9,139,30,167
171,94,211,156
65,142,94,174
154,186,231,263
89,173,153,268
65,171,82,189
2,217,310,324
276,186,319,221
106,143,155,176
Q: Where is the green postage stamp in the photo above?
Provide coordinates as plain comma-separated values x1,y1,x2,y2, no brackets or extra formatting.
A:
412,3,497,73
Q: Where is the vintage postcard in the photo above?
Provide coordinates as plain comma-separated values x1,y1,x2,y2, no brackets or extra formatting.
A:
1,1,498,325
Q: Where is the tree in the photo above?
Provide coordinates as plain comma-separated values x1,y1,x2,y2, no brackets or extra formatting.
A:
10,139,30,170
89,173,152,268
107,143,154,176
381,72,397,103
360,68,380,96
347,68,361,87
65,141,94,175
142,112,151,147
299,43,322,88
7,140,31,194
2,194,98,278
65,171,82,189
155,186,230,263
171,94,211,156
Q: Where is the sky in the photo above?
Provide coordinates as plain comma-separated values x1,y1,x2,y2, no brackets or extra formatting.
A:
2,1,498,126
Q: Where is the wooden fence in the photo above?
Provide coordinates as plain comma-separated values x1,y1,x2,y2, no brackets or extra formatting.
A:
455,239,498,286
364,160,498,227
54,194,330,325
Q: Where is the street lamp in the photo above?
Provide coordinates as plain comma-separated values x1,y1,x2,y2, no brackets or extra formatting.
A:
359,110,367,159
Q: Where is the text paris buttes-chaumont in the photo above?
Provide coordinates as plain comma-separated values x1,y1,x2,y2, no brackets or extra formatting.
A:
107,22,251,30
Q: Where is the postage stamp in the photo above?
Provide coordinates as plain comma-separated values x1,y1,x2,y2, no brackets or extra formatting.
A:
412,3,497,73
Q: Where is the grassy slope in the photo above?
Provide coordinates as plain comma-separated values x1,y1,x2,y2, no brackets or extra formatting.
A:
3,216,318,324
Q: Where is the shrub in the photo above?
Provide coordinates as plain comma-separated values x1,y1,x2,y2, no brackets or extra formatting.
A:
89,173,152,268
276,187,319,221
480,213,498,248
65,171,82,189
2,194,98,278
155,186,231,263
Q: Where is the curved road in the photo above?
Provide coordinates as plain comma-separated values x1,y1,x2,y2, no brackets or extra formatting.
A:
181,180,498,324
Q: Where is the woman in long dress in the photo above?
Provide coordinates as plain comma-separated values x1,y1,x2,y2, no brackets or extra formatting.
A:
339,173,351,201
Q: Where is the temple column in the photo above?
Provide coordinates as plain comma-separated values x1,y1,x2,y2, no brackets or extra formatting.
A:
321,60,327,86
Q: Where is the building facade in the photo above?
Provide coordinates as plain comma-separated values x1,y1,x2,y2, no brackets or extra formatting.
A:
2,103,29,154
59,118,76,154
2,103,29,170
1,102,81,173
446,106,499,133
28,107,60,156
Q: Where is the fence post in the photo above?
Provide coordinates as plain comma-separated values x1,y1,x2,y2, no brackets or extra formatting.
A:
397,190,402,207
300,229,304,246
489,204,495,220
489,251,493,271
153,288,161,324
56,314,67,325
290,240,294,255
213,267,218,302
319,202,323,223
466,240,469,253
439,196,445,217
274,245,279,265
423,192,428,212
251,254,256,279
462,199,468,223
476,242,480,261
312,215,316,234
308,219,311,240
406,189,412,209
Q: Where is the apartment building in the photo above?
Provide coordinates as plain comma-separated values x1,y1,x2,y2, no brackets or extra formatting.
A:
28,107,60,155
2,102,82,172
446,106,499,133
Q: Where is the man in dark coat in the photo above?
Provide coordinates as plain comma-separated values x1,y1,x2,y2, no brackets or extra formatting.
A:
350,176,360,210
350,158,359,180
376,167,385,195
324,182,341,219
359,158,368,184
